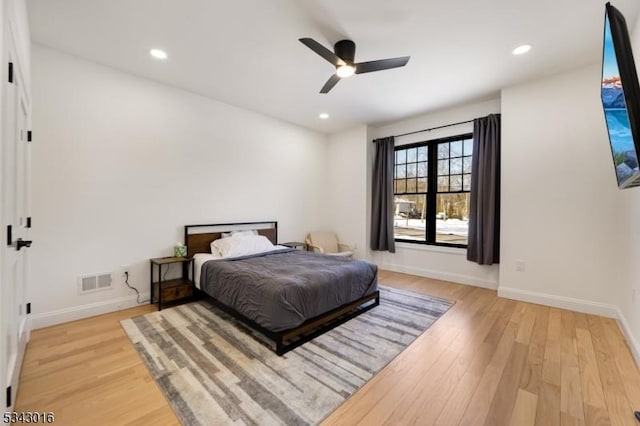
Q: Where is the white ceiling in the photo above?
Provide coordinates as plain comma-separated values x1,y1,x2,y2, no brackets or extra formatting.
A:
27,0,640,134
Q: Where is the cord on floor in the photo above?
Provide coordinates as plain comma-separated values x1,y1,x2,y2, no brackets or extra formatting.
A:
125,271,150,304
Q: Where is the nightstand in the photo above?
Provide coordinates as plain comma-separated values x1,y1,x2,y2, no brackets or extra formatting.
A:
150,256,195,310
280,241,307,251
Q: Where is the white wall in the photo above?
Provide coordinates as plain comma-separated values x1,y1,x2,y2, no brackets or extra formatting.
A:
30,45,328,328
499,64,623,316
324,125,369,257
615,13,640,363
368,99,501,289
618,182,640,364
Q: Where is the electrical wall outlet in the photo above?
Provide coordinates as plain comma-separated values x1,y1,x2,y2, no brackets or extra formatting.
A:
121,265,129,278
516,260,526,272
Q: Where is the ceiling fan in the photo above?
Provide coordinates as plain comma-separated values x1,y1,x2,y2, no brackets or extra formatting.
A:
299,38,410,94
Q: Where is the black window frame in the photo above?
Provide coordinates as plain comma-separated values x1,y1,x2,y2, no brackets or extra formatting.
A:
393,133,473,249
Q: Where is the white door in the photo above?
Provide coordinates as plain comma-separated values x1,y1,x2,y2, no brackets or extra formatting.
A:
2,21,31,410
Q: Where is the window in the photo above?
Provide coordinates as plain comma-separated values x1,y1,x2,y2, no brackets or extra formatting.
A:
393,134,473,247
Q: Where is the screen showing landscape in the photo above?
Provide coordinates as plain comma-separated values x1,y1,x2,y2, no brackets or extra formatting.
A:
601,13,640,187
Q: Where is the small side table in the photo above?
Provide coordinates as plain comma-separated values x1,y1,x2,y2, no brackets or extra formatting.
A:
150,256,194,310
280,241,307,251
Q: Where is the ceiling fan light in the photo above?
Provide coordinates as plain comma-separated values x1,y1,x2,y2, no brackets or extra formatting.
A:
336,64,355,78
512,44,532,55
150,48,168,60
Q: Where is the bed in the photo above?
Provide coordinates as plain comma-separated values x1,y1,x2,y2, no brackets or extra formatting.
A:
184,221,379,355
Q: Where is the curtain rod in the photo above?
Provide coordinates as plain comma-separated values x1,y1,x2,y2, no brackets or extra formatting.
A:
374,118,474,142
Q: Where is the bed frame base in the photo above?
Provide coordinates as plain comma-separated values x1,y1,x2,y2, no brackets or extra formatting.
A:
197,290,380,356
185,222,380,356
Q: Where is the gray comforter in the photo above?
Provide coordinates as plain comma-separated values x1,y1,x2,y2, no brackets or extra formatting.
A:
200,249,378,331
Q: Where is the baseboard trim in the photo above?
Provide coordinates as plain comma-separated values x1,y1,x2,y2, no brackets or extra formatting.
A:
31,293,151,330
497,286,618,318
615,307,640,369
378,263,498,290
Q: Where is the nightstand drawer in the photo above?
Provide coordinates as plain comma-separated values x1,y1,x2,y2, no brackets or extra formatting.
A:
161,284,193,302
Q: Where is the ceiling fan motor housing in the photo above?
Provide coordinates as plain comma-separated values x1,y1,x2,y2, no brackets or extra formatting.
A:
334,40,356,64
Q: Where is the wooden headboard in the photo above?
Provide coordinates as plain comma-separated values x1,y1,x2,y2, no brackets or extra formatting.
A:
184,221,278,257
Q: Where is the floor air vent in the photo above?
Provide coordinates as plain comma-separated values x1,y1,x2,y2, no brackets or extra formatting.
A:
79,273,113,294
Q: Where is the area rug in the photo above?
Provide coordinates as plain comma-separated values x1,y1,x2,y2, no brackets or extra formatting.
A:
121,285,453,426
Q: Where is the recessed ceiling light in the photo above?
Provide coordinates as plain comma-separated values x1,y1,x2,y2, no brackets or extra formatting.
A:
150,49,168,60
319,113,330,120
512,44,532,55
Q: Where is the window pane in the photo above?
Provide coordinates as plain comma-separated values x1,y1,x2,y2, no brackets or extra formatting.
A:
417,161,428,177
407,162,417,178
396,164,406,178
406,178,417,192
394,194,427,242
396,149,406,164
438,143,449,159
437,176,449,191
396,179,406,193
463,157,472,173
418,146,428,161
464,139,473,156
407,147,417,162
450,140,463,157
450,175,462,191
417,177,427,191
450,158,462,174
463,174,471,191
438,159,449,175
435,193,470,245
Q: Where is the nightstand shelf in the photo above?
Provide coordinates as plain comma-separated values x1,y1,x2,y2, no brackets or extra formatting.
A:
150,256,195,310
280,241,307,251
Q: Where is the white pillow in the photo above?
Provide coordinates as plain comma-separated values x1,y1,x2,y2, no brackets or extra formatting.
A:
232,229,258,237
211,234,274,258
221,230,257,238
210,244,222,256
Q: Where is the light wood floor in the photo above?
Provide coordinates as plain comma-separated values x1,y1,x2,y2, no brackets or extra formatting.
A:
16,271,640,425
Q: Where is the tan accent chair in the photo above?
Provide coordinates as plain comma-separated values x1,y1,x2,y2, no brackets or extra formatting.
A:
306,231,354,258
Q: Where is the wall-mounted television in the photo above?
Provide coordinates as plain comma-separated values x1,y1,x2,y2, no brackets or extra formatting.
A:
601,2,640,189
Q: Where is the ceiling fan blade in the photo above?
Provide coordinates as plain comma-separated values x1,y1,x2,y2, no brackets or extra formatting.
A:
355,56,410,74
299,38,344,66
320,74,341,94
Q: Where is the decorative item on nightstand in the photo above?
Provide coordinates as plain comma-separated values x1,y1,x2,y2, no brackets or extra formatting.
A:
174,242,187,257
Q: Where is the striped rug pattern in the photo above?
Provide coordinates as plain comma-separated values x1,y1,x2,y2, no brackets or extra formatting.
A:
121,286,453,426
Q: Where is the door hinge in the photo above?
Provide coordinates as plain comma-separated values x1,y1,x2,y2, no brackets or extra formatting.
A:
26,217,31,228
6,386,11,407
8,62,13,83
27,131,32,142
6,225,12,246
26,303,31,315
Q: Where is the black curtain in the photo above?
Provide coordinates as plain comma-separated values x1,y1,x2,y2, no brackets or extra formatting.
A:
370,136,396,253
467,114,501,265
